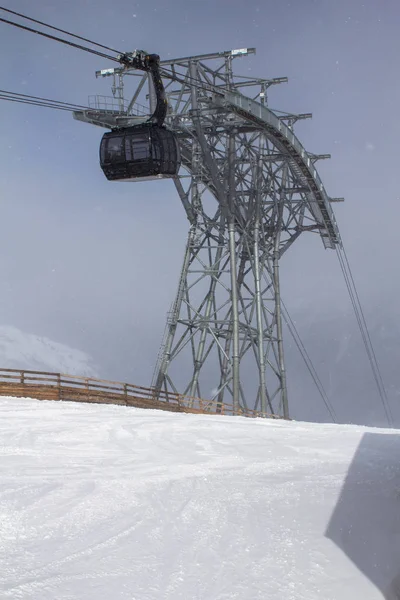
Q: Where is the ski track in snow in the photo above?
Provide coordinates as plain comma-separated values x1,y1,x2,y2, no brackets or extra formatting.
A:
0,397,399,600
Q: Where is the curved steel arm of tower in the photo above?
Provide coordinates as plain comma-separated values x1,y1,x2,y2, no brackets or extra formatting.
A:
73,77,340,249
218,91,340,249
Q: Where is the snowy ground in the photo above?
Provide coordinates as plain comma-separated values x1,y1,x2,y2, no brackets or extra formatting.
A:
1,398,400,600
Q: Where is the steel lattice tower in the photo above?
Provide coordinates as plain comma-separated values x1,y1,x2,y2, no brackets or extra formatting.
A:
74,48,341,418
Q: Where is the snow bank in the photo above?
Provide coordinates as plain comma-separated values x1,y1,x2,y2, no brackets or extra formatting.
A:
0,397,399,599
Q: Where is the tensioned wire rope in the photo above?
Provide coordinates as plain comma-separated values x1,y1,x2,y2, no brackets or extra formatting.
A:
0,89,90,112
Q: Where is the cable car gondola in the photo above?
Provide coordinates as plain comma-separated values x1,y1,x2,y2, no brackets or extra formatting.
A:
99,51,180,182
100,123,180,181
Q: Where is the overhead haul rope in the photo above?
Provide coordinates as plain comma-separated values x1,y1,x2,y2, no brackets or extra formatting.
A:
0,6,124,54
0,15,120,62
336,242,393,426
0,96,80,111
280,300,338,422
0,9,222,117
0,9,167,126
0,89,90,111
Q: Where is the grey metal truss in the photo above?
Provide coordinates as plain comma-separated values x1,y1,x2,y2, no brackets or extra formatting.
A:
73,48,341,418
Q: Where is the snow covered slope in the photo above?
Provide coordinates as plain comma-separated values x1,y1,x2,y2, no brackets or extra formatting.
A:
0,326,98,376
1,397,399,600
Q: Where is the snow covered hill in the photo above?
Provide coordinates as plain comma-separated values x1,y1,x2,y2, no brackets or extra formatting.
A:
1,397,399,600
0,326,98,376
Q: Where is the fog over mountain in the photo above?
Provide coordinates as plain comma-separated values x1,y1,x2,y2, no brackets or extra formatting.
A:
0,325,98,377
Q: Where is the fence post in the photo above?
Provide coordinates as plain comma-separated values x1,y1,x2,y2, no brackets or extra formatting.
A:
20,371,24,385
57,373,61,401
124,383,128,405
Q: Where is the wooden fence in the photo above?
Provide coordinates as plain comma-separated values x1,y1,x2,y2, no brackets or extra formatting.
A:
0,368,282,419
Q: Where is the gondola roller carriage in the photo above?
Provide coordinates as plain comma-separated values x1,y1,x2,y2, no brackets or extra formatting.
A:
100,51,180,181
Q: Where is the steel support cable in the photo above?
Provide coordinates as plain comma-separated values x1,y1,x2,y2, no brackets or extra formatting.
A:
335,244,393,426
126,65,232,97
280,301,338,422
337,248,390,422
0,13,269,114
259,272,337,422
161,66,239,93
0,89,89,110
160,67,218,94
161,66,275,102
0,95,82,111
161,67,232,97
338,244,393,425
0,10,195,87
0,6,124,54
0,17,120,62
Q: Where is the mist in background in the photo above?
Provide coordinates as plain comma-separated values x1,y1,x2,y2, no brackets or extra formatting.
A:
0,0,399,426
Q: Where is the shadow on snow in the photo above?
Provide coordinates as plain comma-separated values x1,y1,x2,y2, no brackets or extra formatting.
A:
326,432,400,599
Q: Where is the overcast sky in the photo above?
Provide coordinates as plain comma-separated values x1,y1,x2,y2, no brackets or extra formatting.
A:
0,0,399,421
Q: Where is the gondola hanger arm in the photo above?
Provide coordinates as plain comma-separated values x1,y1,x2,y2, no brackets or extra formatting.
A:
117,50,167,127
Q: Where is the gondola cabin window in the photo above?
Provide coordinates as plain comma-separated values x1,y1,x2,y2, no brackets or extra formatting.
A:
125,133,150,161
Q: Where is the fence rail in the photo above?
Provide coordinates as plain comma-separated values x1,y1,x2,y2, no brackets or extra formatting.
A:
0,368,283,419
